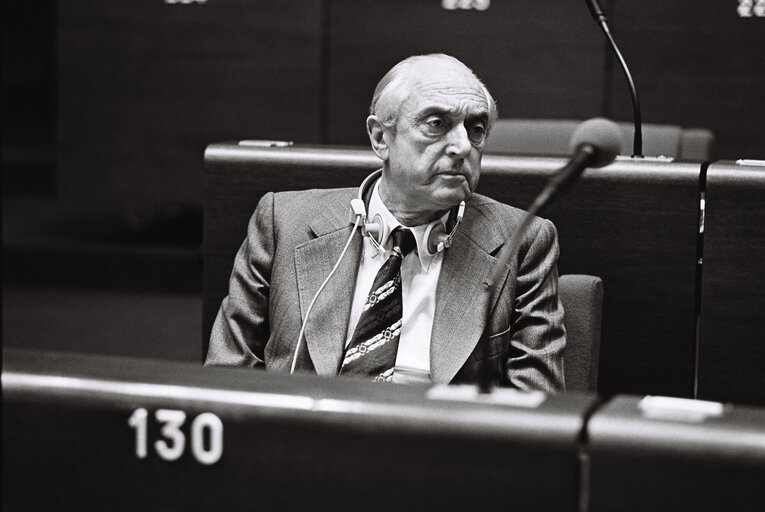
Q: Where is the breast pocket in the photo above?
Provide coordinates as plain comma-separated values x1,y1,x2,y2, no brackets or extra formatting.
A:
470,324,511,362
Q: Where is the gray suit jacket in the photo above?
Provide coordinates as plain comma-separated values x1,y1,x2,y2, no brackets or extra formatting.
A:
206,187,565,391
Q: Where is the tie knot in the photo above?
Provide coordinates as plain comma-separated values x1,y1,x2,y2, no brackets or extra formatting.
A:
390,227,416,257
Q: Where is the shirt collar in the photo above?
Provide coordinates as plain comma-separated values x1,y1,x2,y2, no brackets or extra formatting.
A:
368,179,448,272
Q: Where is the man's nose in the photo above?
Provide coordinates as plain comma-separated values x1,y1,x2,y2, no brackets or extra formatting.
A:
445,123,472,158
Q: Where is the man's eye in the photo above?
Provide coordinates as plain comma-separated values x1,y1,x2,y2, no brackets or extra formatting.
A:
425,116,448,131
468,123,487,143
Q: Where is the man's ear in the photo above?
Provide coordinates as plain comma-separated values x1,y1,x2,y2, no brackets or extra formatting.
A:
366,115,389,161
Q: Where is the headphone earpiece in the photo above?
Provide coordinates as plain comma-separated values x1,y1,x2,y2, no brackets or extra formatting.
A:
351,195,386,253
424,221,449,255
426,200,465,255
363,213,388,249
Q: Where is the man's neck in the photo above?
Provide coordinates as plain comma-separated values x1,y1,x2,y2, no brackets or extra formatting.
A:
378,177,449,227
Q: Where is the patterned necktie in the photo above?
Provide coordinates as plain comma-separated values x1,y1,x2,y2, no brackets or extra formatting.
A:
340,227,417,382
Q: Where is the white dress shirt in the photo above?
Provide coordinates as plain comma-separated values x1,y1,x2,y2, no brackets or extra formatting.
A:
345,181,448,384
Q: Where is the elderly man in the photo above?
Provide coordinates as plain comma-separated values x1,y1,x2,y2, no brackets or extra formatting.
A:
206,54,565,391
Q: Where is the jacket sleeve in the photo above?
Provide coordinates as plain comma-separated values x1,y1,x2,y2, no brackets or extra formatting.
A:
205,193,276,368
505,218,566,392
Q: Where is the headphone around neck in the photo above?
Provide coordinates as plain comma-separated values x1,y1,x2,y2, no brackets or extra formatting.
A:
349,169,465,256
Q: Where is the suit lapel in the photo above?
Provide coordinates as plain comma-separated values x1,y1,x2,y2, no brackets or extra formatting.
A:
430,201,509,383
294,193,361,376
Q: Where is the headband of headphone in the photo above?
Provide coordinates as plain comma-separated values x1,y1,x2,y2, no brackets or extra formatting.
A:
349,169,464,256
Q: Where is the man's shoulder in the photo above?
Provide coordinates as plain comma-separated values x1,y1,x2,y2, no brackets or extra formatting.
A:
466,193,528,221
266,187,357,217
272,187,356,204
463,193,557,248
261,187,356,235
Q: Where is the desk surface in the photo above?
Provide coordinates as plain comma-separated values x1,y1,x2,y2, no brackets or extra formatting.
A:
587,395,765,512
3,349,596,511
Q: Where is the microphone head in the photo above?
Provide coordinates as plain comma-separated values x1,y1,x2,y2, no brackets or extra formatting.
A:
569,118,622,168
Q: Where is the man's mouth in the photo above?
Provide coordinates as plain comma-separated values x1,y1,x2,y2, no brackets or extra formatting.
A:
438,166,468,177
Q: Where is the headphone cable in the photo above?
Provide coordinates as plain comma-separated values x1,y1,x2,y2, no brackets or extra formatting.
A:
290,216,363,374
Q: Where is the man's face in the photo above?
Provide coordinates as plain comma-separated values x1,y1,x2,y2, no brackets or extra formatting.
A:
381,62,490,219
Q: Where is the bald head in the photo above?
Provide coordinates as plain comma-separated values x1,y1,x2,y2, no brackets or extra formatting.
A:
365,54,496,226
370,54,498,132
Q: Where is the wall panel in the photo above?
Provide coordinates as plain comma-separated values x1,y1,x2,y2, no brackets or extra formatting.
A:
327,0,605,145
607,1,765,160
58,0,323,219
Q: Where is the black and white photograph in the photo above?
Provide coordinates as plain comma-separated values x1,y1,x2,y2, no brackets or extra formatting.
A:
3,1,765,510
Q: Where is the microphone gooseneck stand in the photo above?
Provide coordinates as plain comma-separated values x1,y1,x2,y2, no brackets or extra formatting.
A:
476,146,599,394
586,0,644,158
476,118,622,393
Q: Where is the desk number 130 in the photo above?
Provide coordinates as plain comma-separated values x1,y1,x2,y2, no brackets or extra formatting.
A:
128,408,223,465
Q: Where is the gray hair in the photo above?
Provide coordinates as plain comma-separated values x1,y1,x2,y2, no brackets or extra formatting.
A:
369,54,498,131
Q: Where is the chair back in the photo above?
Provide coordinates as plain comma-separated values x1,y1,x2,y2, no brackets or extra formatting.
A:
485,118,715,161
559,274,603,392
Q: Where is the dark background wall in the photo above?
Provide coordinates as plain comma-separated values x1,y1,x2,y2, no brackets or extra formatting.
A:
604,1,765,161
4,1,764,215
325,0,605,144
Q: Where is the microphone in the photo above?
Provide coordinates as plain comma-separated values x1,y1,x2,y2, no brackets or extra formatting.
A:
537,117,622,207
585,0,644,158
477,118,621,393
585,0,607,23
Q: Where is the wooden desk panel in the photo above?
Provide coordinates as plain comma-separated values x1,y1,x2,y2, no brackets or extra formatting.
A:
698,161,765,405
478,156,702,398
587,395,765,511
3,349,593,512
